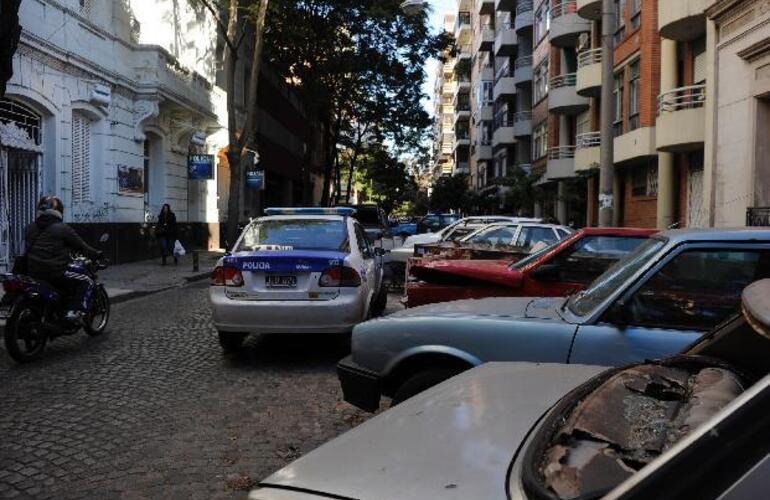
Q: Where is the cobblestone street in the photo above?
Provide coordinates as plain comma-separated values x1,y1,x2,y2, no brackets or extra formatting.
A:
0,282,396,499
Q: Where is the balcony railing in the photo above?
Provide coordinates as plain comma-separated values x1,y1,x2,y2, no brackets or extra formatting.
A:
550,73,578,88
517,0,534,15
514,111,532,123
747,207,770,227
456,129,471,140
658,84,707,114
576,131,601,149
548,145,577,160
577,48,602,68
551,1,579,18
494,113,514,129
515,56,533,69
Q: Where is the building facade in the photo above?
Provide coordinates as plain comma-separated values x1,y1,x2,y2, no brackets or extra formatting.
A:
431,14,458,179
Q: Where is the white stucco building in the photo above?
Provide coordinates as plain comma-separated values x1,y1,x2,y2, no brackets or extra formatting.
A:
0,0,228,269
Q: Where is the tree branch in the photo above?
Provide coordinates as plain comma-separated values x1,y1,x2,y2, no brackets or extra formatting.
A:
196,0,237,53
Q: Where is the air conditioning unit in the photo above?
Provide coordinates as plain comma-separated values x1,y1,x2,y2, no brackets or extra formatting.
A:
91,84,111,107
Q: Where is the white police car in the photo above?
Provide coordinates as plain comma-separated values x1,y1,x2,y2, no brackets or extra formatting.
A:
209,208,388,351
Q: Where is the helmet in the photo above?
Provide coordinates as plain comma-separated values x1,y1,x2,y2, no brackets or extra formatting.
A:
37,196,63,213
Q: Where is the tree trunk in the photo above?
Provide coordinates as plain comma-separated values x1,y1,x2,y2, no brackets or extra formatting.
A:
0,0,22,98
224,0,241,248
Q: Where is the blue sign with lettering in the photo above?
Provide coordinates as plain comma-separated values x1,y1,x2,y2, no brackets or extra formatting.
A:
246,169,265,190
188,154,215,180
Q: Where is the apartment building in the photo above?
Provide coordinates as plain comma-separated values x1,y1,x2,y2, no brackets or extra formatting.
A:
431,14,458,179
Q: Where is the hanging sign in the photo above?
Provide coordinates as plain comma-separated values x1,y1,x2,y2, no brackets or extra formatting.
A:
188,154,215,180
246,169,265,190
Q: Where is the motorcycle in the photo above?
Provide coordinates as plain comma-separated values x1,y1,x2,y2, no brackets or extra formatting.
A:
0,235,111,363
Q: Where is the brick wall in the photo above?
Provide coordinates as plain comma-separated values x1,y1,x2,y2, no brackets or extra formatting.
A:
621,166,659,228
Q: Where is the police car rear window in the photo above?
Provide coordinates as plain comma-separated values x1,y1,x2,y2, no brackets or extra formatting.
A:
237,219,348,252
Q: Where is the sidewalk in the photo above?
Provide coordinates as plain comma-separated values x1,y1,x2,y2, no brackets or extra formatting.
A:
101,251,223,303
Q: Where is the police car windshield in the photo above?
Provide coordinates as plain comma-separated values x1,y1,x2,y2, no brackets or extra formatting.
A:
236,219,349,252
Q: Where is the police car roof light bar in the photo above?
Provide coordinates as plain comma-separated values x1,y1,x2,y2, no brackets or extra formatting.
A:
264,207,357,217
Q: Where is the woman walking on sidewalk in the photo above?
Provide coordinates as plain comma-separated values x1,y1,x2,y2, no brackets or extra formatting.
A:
155,204,178,266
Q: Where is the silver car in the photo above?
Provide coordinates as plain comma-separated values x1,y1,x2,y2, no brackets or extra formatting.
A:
339,228,770,411
251,279,770,500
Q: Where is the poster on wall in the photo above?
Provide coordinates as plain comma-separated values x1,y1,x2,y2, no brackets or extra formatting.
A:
188,154,215,180
246,169,265,190
117,165,144,195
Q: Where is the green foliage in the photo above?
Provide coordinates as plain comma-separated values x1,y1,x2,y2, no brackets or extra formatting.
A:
356,147,416,215
430,174,471,213
500,165,541,216
453,59,471,81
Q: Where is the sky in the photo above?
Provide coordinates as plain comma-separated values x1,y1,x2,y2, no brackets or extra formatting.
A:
421,0,457,116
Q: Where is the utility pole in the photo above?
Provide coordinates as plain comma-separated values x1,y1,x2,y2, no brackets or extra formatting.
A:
598,0,616,226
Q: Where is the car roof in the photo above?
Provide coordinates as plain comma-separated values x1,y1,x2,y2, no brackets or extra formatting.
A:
580,227,659,237
256,215,348,222
658,227,770,243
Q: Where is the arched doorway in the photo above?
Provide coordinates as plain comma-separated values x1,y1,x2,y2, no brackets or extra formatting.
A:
0,99,43,271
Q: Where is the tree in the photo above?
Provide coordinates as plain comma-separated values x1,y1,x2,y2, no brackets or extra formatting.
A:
430,174,471,213
501,165,540,216
263,1,450,206
0,0,22,98
196,0,269,245
355,146,416,215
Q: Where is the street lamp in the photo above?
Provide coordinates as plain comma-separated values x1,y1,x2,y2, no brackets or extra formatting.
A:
401,0,427,16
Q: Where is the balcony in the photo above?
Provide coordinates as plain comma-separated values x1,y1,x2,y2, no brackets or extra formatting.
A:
456,11,472,43
547,146,577,180
494,23,517,57
442,82,455,95
513,111,532,137
494,64,517,100
496,0,514,11
614,126,657,165
478,0,494,15
473,141,494,161
477,103,494,121
514,56,533,86
659,0,707,42
476,24,495,52
455,130,471,150
575,132,601,171
493,116,516,148
455,75,472,94
456,161,470,173
577,0,602,21
550,2,591,47
656,85,706,153
457,43,473,60
577,48,602,97
455,101,471,123
515,1,534,33
549,73,590,114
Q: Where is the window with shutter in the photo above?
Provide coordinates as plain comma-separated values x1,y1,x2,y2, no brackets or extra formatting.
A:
693,37,707,84
71,113,92,204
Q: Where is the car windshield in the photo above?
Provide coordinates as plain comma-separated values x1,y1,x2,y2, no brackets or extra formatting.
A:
567,237,667,316
236,219,348,252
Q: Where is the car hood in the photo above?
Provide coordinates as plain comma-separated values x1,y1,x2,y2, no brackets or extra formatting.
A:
388,296,566,322
403,232,441,248
409,259,522,288
254,363,607,500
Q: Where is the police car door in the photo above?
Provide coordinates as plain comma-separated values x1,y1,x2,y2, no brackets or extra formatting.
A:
354,222,378,304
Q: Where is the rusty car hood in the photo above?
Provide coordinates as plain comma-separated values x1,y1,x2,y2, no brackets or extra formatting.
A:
253,363,607,500
409,259,521,288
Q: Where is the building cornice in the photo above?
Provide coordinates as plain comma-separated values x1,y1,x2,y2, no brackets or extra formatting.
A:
737,37,770,61
706,0,767,21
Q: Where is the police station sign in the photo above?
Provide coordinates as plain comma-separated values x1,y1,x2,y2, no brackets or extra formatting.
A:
188,154,215,181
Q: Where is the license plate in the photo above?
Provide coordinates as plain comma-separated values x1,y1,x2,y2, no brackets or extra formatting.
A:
265,275,297,288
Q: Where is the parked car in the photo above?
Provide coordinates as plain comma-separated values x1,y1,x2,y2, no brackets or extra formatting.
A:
406,228,656,307
389,219,417,240
413,221,572,259
209,207,387,351
415,213,460,234
339,228,770,411
341,204,394,250
251,279,770,500
392,216,541,264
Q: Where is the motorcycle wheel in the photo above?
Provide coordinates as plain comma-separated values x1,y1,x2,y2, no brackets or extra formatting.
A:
84,287,110,336
4,306,47,363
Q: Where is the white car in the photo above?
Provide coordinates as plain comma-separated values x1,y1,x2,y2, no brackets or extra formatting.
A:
459,222,573,252
209,208,387,351
391,216,541,263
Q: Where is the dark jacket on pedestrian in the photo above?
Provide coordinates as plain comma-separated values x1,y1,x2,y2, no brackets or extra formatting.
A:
25,209,101,279
156,210,177,239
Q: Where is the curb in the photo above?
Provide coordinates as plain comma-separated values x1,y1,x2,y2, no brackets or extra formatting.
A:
110,271,211,305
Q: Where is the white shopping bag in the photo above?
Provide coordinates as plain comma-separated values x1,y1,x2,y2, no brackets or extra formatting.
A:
173,240,186,257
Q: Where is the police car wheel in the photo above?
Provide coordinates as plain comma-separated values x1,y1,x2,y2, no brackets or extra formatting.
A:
218,331,247,352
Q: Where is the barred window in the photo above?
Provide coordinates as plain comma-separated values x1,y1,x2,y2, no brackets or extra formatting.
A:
71,112,92,204
632,164,658,197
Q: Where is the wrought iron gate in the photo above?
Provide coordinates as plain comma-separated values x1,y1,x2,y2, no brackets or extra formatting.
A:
687,167,705,228
0,149,41,270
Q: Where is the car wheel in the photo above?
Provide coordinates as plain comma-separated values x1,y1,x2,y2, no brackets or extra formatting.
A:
392,368,464,405
369,289,388,318
397,232,410,240
218,331,247,352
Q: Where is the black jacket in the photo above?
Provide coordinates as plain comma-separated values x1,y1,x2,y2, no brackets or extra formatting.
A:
25,210,100,279
156,211,177,239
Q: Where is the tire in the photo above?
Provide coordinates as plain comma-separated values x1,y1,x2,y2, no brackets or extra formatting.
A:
4,306,47,363
218,331,247,352
84,287,110,336
392,368,464,405
369,289,388,318
397,232,411,240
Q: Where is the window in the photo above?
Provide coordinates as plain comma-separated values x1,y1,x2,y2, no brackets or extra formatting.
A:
71,112,92,204
468,226,518,246
516,227,559,250
540,236,650,285
354,224,372,258
632,164,658,197
534,59,550,103
534,4,549,42
533,122,548,160
237,219,349,252
628,61,640,131
630,0,641,29
624,249,770,330
613,71,624,137
614,0,626,43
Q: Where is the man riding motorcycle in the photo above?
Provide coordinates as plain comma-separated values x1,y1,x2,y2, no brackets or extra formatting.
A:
24,196,102,323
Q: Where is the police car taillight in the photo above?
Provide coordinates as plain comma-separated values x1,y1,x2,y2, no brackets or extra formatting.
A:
319,267,361,287
211,266,244,287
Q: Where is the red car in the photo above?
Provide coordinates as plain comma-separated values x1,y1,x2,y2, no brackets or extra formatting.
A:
405,227,657,308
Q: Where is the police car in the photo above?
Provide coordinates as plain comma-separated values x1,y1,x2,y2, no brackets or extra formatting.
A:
209,208,388,351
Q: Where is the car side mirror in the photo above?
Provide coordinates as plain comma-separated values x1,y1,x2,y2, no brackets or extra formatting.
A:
530,263,560,281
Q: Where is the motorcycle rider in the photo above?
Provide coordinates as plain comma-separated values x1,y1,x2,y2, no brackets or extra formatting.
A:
24,196,102,323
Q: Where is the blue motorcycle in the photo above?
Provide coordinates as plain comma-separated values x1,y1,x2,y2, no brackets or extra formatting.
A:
0,252,110,363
